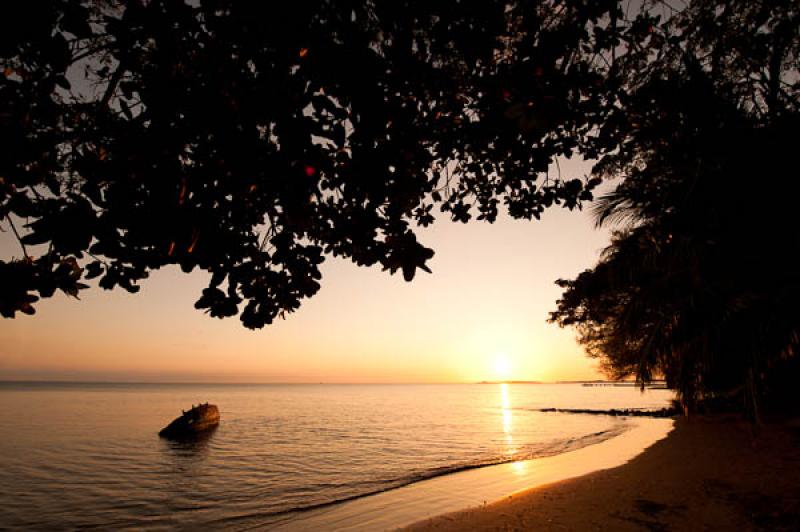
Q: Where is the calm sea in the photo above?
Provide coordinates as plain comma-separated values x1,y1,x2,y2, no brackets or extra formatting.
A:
0,382,672,530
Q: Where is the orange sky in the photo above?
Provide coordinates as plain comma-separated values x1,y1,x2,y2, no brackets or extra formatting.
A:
0,159,611,383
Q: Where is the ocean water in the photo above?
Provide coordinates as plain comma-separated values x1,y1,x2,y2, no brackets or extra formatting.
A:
0,382,672,530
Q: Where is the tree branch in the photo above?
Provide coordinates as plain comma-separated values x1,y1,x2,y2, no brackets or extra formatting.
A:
99,62,126,109
5,215,30,259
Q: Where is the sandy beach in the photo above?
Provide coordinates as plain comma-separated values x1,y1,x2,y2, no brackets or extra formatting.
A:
405,416,800,531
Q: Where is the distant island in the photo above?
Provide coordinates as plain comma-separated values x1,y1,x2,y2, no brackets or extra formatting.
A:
477,380,544,385
476,380,668,387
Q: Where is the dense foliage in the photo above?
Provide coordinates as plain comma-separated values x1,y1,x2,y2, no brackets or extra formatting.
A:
550,0,800,413
1,0,631,327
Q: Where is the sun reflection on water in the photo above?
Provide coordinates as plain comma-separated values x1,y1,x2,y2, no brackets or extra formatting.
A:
500,383,516,455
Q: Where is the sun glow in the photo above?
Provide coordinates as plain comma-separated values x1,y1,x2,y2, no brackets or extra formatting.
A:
493,354,513,380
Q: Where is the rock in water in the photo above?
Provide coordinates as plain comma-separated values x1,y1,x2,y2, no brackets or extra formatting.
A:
159,403,220,439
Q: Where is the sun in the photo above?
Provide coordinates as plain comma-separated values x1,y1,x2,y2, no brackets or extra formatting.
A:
492,354,513,380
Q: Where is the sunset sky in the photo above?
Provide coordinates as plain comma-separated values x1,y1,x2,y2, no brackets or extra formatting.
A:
0,159,611,383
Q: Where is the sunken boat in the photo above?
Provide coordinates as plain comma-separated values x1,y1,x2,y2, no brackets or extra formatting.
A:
159,403,220,439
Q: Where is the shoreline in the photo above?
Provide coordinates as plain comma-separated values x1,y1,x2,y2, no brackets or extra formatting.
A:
268,417,673,531
404,416,800,531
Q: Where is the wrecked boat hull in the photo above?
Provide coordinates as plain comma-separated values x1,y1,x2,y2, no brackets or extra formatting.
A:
159,403,220,439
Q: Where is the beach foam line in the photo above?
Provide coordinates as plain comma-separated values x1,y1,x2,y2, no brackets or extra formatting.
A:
267,417,674,531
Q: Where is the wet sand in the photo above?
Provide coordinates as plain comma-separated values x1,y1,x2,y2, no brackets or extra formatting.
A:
404,416,800,531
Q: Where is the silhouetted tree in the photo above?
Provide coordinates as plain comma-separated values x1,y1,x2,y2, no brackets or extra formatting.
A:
550,0,800,413
2,0,620,326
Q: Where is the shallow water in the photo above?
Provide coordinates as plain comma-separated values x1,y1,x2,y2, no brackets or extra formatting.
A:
0,382,672,529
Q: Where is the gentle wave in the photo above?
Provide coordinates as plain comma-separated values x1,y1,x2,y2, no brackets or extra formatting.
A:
209,423,630,529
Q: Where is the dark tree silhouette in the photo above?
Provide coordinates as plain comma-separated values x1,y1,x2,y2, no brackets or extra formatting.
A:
550,0,800,414
2,0,621,326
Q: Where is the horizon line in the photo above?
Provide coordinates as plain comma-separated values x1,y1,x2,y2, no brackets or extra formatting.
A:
0,378,662,386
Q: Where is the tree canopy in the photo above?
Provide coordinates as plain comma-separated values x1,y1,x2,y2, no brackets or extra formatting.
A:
2,0,628,327
549,0,800,412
